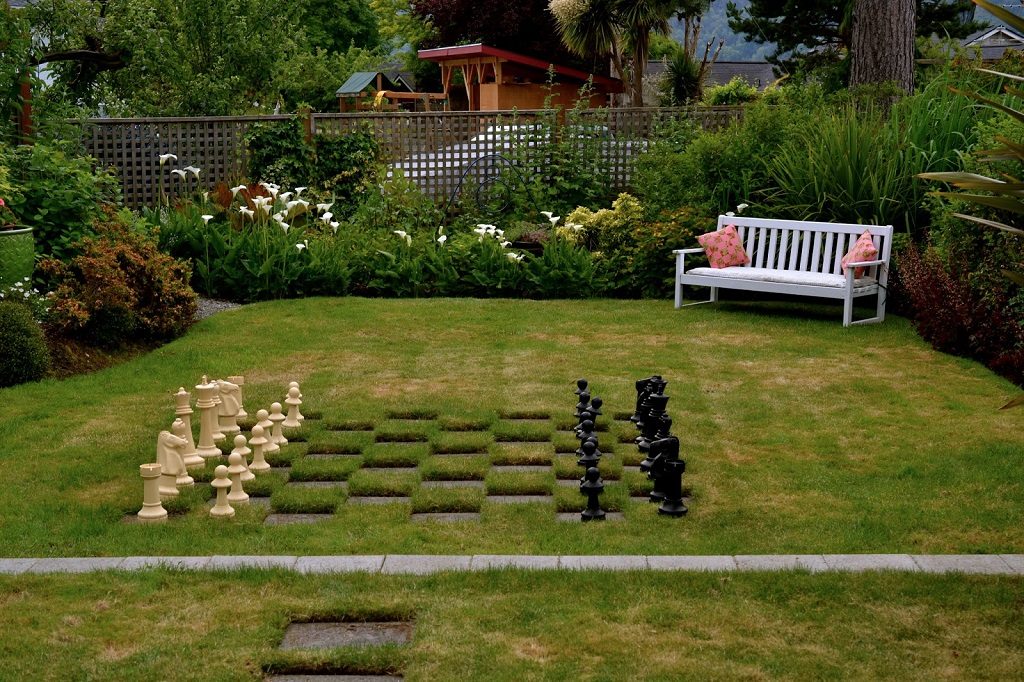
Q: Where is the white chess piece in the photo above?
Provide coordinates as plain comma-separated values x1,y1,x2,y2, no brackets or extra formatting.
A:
226,453,249,505
230,434,254,482
137,463,167,522
256,409,280,454
174,388,203,469
227,375,247,420
216,379,242,435
248,424,271,472
209,465,234,518
156,430,189,498
195,377,222,459
269,402,287,446
283,386,303,428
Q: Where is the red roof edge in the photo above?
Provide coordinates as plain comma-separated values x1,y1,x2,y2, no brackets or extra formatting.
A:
417,43,622,90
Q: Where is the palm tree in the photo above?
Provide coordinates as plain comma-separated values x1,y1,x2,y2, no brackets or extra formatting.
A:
549,0,680,106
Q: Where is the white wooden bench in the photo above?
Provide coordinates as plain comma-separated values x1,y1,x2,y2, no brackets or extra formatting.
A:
674,216,893,327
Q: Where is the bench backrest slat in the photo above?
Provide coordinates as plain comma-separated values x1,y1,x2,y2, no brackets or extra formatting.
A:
717,216,893,283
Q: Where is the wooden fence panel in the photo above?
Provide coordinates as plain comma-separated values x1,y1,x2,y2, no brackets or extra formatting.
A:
77,108,744,208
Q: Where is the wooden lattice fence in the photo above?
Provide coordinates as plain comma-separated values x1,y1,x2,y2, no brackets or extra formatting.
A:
76,107,744,208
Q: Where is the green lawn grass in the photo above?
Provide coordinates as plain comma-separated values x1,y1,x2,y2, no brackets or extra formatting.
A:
1,569,1022,680
0,297,1022,557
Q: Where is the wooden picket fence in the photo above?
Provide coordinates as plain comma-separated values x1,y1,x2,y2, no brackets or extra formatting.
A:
75,107,744,208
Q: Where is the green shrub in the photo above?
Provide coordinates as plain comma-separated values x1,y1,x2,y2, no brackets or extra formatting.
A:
40,209,197,347
1,142,120,260
701,77,759,106
0,301,50,387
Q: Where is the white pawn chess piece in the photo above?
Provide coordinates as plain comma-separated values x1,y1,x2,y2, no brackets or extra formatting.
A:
174,388,203,469
210,379,225,443
256,409,280,455
156,430,188,499
209,465,234,518
230,434,254,482
137,463,168,522
269,402,287,446
283,386,303,428
195,376,222,459
216,379,242,435
227,375,247,420
226,452,249,505
248,424,271,472
288,382,305,424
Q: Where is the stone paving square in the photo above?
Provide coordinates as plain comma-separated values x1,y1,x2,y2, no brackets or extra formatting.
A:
486,495,553,504
469,555,560,570
490,465,553,473
411,513,481,523
734,555,829,572
999,554,1024,574
208,555,298,570
348,496,411,505
822,554,919,572
381,555,473,574
420,480,484,489
119,556,212,570
647,555,738,571
279,621,412,650
287,481,348,489
31,557,126,573
559,555,648,570
294,555,386,574
556,512,625,522
0,558,37,574
265,514,333,526
912,554,1014,574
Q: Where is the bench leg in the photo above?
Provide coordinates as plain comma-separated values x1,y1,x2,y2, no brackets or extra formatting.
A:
876,288,886,322
843,295,853,327
674,276,682,309
710,287,719,303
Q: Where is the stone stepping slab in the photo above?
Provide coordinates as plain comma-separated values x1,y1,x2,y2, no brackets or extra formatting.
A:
4,555,1023,575
490,465,552,473
348,497,410,505
486,495,553,504
411,513,481,523
287,481,348,490
306,453,362,460
206,497,271,508
280,621,413,650
420,481,484,489
556,512,626,522
264,514,332,526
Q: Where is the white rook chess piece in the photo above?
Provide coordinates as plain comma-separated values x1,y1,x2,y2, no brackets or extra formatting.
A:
226,452,249,505
283,386,303,428
216,379,242,435
269,402,287,446
248,424,271,472
256,409,280,455
156,430,188,499
209,465,234,518
195,376,222,459
174,388,203,469
230,434,254,482
137,463,168,522
227,375,247,420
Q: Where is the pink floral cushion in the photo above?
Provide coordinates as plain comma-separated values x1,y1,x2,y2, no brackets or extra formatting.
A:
697,225,750,269
841,230,879,278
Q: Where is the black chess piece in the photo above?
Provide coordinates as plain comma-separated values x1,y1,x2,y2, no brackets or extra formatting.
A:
645,432,671,503
588,397,603,419
574,391,591,421
650,435,687,516
580,466,606,521
576,419,595,444
576,438,601,467
630,376,658,426
574,378,589,396
574,410,592,435
636,393,669,448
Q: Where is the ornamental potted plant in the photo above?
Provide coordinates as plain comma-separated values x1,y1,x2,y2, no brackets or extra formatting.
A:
0,197,35,287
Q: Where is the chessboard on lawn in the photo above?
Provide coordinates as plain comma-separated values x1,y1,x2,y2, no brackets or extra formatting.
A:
136,376,306,522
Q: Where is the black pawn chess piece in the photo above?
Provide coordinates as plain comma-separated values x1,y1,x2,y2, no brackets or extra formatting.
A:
588,396,603,419
574,378,589,396
580,466,606,521
577,438,600,467
574,411,592,435
576,419,595,444
650,435,687,516
574,391,591,421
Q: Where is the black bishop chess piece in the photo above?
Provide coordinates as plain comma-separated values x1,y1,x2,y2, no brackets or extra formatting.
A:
649,435,687,517
580,466,606,521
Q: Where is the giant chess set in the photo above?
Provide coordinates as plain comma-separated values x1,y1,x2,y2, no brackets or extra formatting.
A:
135,375,688,523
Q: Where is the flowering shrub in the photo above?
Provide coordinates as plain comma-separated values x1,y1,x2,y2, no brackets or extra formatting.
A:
40,209,197,348
0,276,52,323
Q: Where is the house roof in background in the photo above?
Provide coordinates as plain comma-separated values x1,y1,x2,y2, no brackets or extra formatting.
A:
336,71,412,97
8,0,32,8
646,60,778,91
963,25,1024,60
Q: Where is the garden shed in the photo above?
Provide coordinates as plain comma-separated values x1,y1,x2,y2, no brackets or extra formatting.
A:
336,71,416,111
417,43,622,111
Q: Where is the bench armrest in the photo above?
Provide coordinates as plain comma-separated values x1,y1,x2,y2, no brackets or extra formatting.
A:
673,248,704,255
845,259,886,268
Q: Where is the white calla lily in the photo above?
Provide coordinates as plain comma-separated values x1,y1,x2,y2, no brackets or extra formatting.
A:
548,215,560,226
280,222,290,232
317,202,334,213
159,153,177,165
320,212,334,223
294,186,307,196
278,191,293,202
201,214,213,225
231,184,247,197
330,221,339,233
171,169,187,179
437,234,447,245
295,241,307,251
183,165,201,179
540,211,553,220
238,207,254,218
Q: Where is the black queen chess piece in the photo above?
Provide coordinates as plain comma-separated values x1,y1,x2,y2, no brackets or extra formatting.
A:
580,466,606,521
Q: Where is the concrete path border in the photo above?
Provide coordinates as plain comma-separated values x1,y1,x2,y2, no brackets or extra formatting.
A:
1,554,1022,575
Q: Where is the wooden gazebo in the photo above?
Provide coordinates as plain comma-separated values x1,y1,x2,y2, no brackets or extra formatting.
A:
417,43,622,111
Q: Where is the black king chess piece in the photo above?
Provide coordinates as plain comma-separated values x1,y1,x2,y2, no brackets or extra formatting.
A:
580,466,606,521
649,435,687,517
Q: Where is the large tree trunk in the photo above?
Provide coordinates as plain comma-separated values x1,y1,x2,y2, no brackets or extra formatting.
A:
850,0,915,93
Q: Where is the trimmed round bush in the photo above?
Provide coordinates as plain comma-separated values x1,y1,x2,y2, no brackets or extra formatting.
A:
0,301,50,387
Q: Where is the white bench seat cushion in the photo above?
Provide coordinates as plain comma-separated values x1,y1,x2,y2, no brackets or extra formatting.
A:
686,266,876,289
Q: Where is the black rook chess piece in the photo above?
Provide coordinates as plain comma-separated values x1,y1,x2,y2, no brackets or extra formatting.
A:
580,466,606,521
